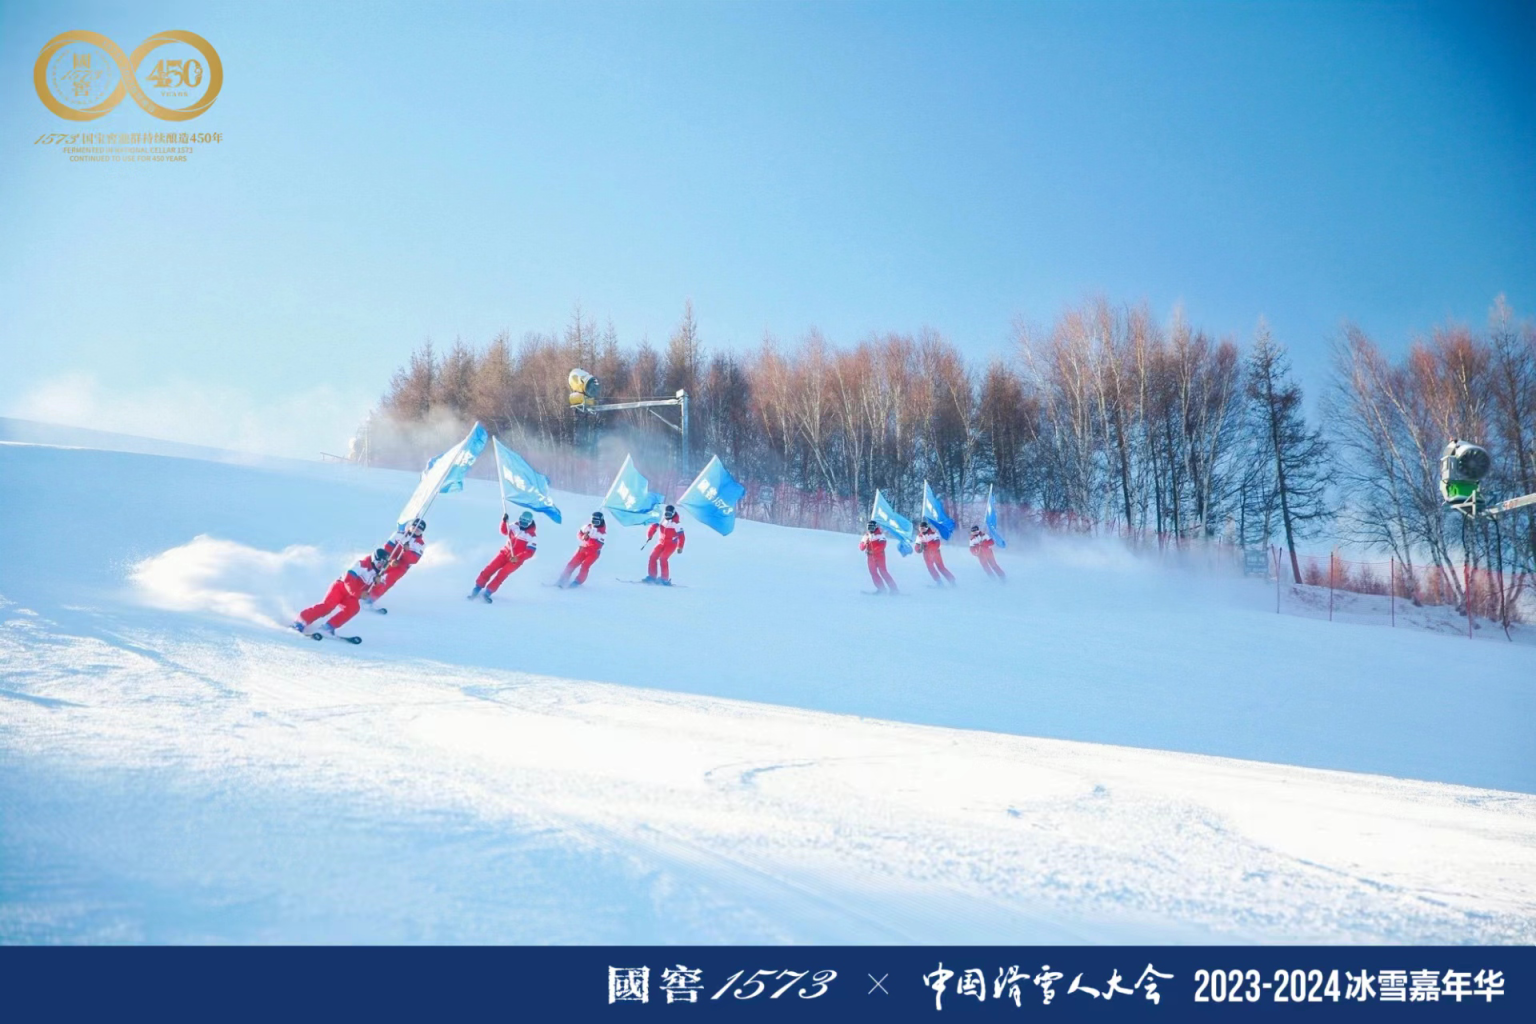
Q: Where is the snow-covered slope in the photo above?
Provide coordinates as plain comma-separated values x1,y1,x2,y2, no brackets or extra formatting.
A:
1,437,1533,943
0,416,313,467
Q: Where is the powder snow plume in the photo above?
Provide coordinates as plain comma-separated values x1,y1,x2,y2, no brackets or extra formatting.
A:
130,535,326,628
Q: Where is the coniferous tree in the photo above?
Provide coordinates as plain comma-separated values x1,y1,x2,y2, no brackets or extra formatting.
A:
1246,321,1330,582
664,300,703,396
381,341,437,420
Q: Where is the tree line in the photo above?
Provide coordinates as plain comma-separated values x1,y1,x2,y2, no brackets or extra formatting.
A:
363,297,1536,596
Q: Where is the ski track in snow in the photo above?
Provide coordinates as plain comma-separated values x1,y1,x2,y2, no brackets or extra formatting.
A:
1,438,1535,943
4,606,1535,944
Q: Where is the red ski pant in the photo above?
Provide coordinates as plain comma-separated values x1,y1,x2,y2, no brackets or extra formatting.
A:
476,549,530,593
559,546,601,585
647,541,680,580
299,580,361,629
368,561,411,599
922,545,955,583
866,553,898,592
975,547,1006,579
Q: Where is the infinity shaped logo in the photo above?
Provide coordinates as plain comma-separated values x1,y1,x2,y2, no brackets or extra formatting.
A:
34,30,222,121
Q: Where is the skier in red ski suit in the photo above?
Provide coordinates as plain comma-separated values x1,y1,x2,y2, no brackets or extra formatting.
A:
366,518,426,603
915,519,956,585
643,504,685,585
293,549,386,634
859,520,899,594
557,511,607,587
968,525,1006,580
469,511,537,603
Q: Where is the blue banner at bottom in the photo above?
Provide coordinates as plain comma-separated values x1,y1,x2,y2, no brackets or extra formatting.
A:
1,946,1529,1021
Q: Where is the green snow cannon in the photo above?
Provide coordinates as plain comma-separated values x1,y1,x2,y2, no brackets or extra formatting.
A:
1440,439,1491,513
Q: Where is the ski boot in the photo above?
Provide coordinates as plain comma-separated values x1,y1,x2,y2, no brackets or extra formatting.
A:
467,586,482,601
641,575,658,584
658,578,673,587
317,621,335,636
480,590,493,604
291,620,307,633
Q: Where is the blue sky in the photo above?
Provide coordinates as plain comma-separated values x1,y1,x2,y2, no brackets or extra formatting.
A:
1,1,1532,455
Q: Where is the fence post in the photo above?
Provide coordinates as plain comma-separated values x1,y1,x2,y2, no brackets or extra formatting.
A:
1495,561,1507,638
1328,550,1335,622
1465,563,1474,640
1274,545,1281,613
1389,556,1395,628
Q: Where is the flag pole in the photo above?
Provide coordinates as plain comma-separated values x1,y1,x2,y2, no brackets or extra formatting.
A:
493,436,508,519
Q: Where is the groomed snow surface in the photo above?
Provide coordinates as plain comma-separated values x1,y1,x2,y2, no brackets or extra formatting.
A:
2,427,1534,944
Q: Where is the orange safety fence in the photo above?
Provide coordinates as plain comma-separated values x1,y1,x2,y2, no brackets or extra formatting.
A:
437,449,1531,634
1278,548,1530,631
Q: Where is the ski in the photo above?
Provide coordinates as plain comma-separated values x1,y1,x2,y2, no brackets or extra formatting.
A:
364,605,388,614
295,627,362,644
617,578,686,588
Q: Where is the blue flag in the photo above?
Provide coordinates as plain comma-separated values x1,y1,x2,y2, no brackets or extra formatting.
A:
678,455,746,536
602,455,665,527
986,484,1007,548
396,422,489,528
921,481,956,540
493,438,562,523
870,489,915,556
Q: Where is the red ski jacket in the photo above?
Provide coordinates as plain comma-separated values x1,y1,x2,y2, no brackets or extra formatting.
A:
859,529,888,557
968,533,995,554
500,518,538,558
576,523,607,551
383,529,426,566
915,525,943,550
342,558,379,597
647,515,685,551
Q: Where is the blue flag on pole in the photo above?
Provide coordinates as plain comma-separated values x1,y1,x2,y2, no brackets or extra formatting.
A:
602,454,665,526
921,481,956,539
870,489,915,556
396,422,489,528
492,438,562,523
986,484,1007,548
432,422,489,496
677,455,746,536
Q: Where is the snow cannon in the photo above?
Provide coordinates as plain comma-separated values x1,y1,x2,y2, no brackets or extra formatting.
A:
568,368,601,411
1440,439,1490,514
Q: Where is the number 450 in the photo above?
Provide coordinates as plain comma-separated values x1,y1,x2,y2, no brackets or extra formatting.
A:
144,59,204,88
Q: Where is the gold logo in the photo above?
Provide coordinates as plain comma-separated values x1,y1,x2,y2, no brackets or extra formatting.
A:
34,30,222,121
